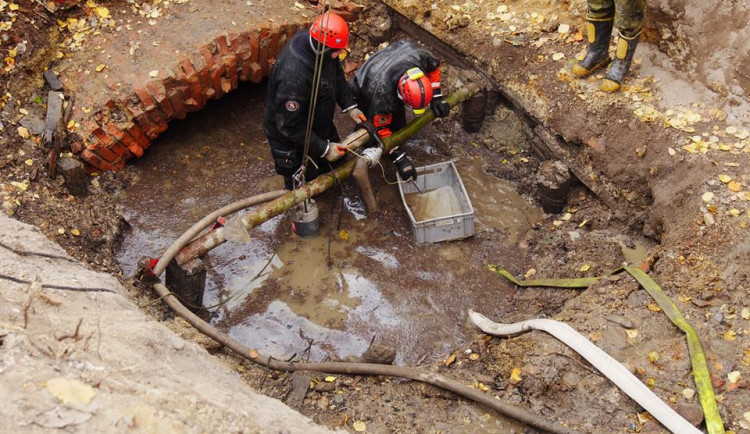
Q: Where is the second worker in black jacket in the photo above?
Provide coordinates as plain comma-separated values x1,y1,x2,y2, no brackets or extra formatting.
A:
348,40,450,181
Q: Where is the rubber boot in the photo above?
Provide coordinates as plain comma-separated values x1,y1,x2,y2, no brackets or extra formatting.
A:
571,16,614,78
600,31,640,93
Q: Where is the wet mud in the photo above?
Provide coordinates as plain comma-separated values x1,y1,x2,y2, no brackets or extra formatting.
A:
116,81,546,366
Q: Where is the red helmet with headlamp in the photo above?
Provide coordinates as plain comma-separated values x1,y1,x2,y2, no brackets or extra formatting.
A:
397,67,434,115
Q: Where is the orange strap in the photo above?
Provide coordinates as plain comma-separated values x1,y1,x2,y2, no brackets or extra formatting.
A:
426,68,441,87
377,128,392,138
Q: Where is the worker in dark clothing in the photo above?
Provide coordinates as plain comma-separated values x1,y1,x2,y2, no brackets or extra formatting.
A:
262,12,365,190
572,0,646,92
348,40,451,182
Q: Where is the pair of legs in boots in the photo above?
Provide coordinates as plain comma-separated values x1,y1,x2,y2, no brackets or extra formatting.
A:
572,0,645,92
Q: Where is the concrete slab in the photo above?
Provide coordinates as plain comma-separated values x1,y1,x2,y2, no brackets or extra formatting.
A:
0,213,339,434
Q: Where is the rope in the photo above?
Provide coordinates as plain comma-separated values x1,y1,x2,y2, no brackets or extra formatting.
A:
299,2,332,188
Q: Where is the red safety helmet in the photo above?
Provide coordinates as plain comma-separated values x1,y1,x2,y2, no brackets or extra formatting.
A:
310,12,349,49
397,67,434,113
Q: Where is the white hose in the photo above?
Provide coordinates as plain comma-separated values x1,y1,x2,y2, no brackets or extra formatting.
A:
469,311,702,434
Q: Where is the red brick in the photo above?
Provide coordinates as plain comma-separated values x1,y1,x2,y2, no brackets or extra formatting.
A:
125,121,151,149
134,112,163,139
121,96,159,139
224,54,238,90
108,140,134,161
258,26,272,76
178,57,206,109
105,123,136,159
216,35,231,56
219,78,230,94
268,25,282,61
248,31,260,65
228,32,242,55
209,63,226,99
192,49,215,101
119,128,144,157
168,88,187,120
84,121,114,148
240,52,253,82
134,86,158,112
134,87,168,128
80,149,105,171
249,63,263,83
87,142,122,167
146,80,175,120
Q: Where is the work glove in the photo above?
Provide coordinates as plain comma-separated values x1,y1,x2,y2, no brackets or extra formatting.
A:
324,141,346,162
347,107,367,124
394,152,417,181
430,96,451,118
361,146,383,168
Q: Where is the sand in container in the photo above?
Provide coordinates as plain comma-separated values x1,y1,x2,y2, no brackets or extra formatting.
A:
405,186,462,222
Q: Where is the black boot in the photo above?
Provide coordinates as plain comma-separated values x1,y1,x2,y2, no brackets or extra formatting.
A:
601,31,640,92
572,16,614,78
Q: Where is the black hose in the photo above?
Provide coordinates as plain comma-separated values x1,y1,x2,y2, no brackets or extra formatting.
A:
151,191,580,434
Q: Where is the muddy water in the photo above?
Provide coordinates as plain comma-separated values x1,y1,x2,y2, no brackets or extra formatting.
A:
116,82,544,368
459,157,544,244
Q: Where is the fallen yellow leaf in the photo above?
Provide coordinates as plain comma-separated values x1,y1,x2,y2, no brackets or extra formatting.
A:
339,229,349,241
444,354,456,367
719,174,732,183
724,330,737,341
509,367,522,384
71,229,81,236
648,351,659,363
647,303,662,312
469,353,480,361
324,376,336,382
11,181,28,191
352,421,367,432
728,181,741,192
95,63,106,72
45,378,96,404
579,264,590,272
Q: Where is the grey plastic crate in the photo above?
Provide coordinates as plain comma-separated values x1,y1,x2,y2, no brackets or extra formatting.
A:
398,161,475,244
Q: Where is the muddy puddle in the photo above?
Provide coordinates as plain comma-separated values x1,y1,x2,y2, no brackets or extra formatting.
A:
116,81,545,366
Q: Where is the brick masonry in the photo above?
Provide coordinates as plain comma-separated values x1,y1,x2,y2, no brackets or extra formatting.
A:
66,25,297,170
56,8,341,172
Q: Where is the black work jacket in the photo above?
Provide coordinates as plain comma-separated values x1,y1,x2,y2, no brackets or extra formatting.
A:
263,31,356,167
350,40,440,132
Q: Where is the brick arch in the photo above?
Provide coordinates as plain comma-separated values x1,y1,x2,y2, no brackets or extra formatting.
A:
67,22,305,171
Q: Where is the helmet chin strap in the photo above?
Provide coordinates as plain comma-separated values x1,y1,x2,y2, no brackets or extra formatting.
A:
309,35,331,54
